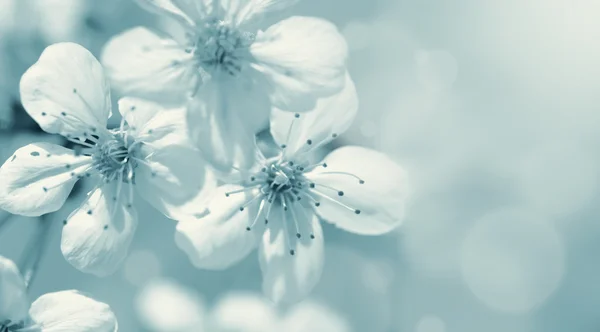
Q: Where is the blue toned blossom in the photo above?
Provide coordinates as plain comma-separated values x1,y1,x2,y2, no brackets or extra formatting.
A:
0,43,216,276
101,0,348,172
175,75,409,303
0,255,118,332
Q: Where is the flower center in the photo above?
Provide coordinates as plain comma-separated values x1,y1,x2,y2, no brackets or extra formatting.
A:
91,135,139,184
189,19,255,77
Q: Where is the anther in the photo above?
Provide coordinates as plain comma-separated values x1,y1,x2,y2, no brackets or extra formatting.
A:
294,113,300,118
338,191,344,196
296,233,301,239
306,139,312,145
355,210,361,214
289,249,295,255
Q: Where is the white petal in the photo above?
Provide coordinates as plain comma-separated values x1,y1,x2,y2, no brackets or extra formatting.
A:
0,143,91,217
20,43,112,139
258,204,324,304
135,145,218,220
280,301,351,332
0,256,29,323
250,16,348,111
210,293,278,332
307,146,409,235
118,97,192,148
270,73,357,158
29,290,117,332
101,27,196,105
187,78,267,173
61,183,138,276
175,185,260,270
135,279,205,332
135,0,211,27
220,0,299,27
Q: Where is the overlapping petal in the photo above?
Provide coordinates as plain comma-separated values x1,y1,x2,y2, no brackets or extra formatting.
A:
20,42,112,139
0,142,91,216
270,73,357,158
250,16,348,111
220,0,299,27
307,146,409,235
175,185,260,270
61,183,138,276
0,256,29,323
29,290,117,332
135,0,211,27
101,27,196,105
258,204,324,304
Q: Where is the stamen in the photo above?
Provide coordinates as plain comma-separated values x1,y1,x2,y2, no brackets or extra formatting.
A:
247,198,266,231
224,185,261,197
310,171,365,184
280,200,295,256
310,183,345,196
285,195,302,239
311,190,361,215
239,190,265,211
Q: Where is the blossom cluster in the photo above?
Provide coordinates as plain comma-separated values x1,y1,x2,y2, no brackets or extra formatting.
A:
0,0,409,330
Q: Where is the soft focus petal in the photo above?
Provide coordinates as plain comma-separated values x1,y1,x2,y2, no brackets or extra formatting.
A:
175,185,260,270
20,42,112,139
61,183,138,276
258,204,324,304
250,16,347,111
136,145,218,219
307,146,409,235
0,143,91,217
187,78,266,173
135,0,210,27
220,0,299,27
210,293,278,332
101,27,196,105
280,301,351,332
0,256,29,323
29,290,117,332
271,73,357,158
135,279,205,332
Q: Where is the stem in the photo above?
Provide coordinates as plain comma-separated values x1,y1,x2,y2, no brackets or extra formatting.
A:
20,215,52,289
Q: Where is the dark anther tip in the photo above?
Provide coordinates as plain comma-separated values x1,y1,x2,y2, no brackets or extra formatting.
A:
281,144,287,149
294,113,300,118
306,139,312,145
63,220,67,225
246,227,251,231
239,207,244,211
225,193,230,197
322,163,328,168
338,191,344,196
296,233,301,239
359,180,365,184
309,183,315,188
315,202,321,207
265,219,269,224
250,177,255,181
355,210,361,215
310,234,315,239
87,210,92,215
289,249,295,255
103,225,108,230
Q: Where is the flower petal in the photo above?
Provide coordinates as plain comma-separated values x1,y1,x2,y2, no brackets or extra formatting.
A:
250,16,348,111
258,204,324,304
280,301,351,332
220,0,299,27
0,256,29,323
0,143,91,217
270,73,357,158
101,27,196,105
61,183,138,276
135,0,211,27
307,146,409,235
135,145,218,220
29,290,117,332
175,185,260,270
20,43,112,139
211,292,278,331
187,78,267,173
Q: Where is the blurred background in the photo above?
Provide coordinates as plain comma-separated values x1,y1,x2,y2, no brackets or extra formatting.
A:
1,0,600,331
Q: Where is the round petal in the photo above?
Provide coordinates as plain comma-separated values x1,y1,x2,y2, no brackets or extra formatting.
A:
175,185,260,270
0,143,91,217
250,16,348,111
135,145,218,220
270,73,357,158
20,42,112,139
187,78,268,173
258,204,324,304
280,301,351,332
0,256,29,323
61,183,138,276
210,292,278,332
101,27,196,105
307,146,409,236
29,290,117,332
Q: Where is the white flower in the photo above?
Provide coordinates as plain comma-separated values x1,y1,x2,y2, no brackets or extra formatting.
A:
101,0,348,172
175,75,409,303
0,42,216,276
0,255,118,332
135,278,350,332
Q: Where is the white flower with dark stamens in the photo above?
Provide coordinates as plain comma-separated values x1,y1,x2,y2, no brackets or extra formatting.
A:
0,255,118,332
0,42,216,276
101,0,348,172
175,75,409,303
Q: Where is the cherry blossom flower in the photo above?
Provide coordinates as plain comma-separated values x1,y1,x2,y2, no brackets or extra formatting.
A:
175,75,409,303
0,255,117,332
0,42,216,276
101,0,348,172
135,278,350,332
